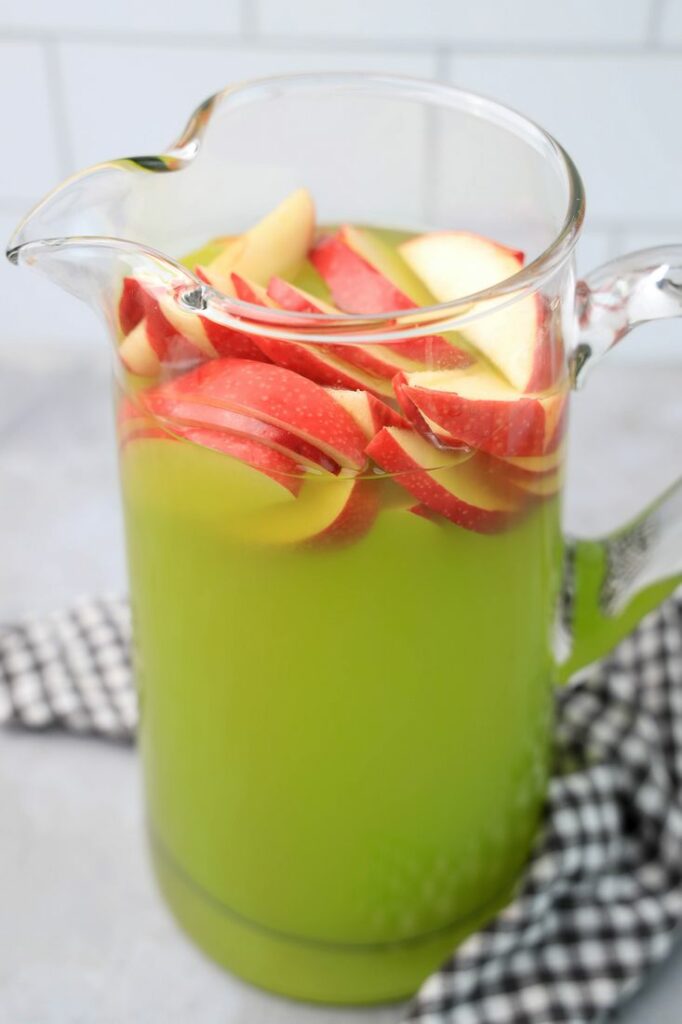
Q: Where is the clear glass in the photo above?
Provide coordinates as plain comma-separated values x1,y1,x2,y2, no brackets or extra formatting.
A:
6,73,682,1005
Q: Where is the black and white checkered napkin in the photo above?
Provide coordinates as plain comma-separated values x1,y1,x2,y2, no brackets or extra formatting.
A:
1,595,681,1023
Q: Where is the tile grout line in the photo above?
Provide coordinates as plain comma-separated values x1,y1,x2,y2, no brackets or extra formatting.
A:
647,0,667,45
1,27,682,56
240,0,258,39
43,39,74,180
434,47,451,81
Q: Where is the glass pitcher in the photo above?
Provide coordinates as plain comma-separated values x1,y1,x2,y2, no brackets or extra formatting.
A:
7,73,682,1005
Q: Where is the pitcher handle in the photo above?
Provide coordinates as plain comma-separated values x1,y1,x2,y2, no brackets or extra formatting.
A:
558,246,682,681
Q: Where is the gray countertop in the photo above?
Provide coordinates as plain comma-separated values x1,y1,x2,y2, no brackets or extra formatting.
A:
1,340,681,1023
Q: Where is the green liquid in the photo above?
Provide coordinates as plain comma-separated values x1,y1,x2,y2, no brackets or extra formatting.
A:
120,430,563,1001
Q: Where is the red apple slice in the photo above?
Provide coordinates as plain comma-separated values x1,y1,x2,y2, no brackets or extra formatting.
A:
394,364,566,457
308,229,472,373
497,443,566,480
199,188,315,294
237,473,379,547
366,427,520,533
311,226,432,312
266,275,432,382
116,396,168,446
231,274,393,397
154,288,269,362
118,276,148,335
326,389,408,440
141,390,340,475
118,319,160,377
150,358,370,471
118,408,303,493
172,426,303,496
399,231,553,392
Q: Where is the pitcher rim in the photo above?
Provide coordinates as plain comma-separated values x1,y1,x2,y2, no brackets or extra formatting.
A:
6,72,586,336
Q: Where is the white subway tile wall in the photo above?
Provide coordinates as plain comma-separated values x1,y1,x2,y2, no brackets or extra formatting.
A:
58,44,437,169
660,0,682,44
257,0,653,46
2,0,681,364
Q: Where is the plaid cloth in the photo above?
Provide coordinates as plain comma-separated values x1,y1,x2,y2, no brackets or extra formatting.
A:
1,595,681,1023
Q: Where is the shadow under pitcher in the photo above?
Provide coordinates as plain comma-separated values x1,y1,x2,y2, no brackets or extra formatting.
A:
7,73,682,1004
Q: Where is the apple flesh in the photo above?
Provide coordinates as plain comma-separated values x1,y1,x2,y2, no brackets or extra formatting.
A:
497,443,566,480
118,319,160,377
236,473,379,547
199,188,315,294
366,427,520,533
394,364,566,457
509,466,563,499
147,358,370,471
399,231,554,392
326,389,408,440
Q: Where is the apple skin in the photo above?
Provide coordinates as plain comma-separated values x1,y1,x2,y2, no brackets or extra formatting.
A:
365,427,520,533
265,275,426,387
311,230,417,313
399,231,558,393
145,358,370,471
172,426,304,496
118,276,148,335
393,367,566,458
152,277,269,363
117,395,303,494
230,274,394,398
305,235,472,374
141,391,340,475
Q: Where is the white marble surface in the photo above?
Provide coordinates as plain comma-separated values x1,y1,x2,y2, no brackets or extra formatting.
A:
1,339,681,1023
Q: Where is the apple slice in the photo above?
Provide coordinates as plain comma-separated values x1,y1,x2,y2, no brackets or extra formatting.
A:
141,390,340,476
118,319,160,377
311,225,434,312
152,288,270,362
229,274,392,397
266,275,434,382
509,466,563,499
146,277,269,363
118,403,304,493
268,275,471,377
399,231,553,392
116,396,168,446
497,443,566,480
235,473,379,547
180,235,233,271
118,276,148,335
308,229,472,373
326,389,408,440
366,427,520,533
150,358,370,471
394,364,566,457
173,426,303,496
199,188,315,294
